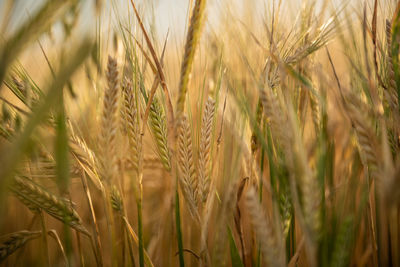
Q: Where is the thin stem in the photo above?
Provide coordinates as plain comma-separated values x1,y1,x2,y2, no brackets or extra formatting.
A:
137,195,144,267
80,172,103,267
39,211,50,267
175,186,185,267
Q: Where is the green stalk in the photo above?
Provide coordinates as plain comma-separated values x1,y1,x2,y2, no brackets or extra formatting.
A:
137,195,144,267
39,211,50,267
55,87,73,262
175,185,185,267
256,126,266,267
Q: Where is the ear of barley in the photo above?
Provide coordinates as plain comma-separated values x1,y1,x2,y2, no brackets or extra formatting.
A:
278,190,292,238
69,125,102,189
301,171,321,239
177,115,198,218
70,133,97,170
286,96,321,240
245,187,286,267
176,0,207,117
0,230,42,262
198,97,215,203
121,78,140,172
259,85,292,156
10,176,89,235
11,76,32,107
149,97,171,171
309,89,321,132
110,185,123,214
346,96,380,178
100,56,120,183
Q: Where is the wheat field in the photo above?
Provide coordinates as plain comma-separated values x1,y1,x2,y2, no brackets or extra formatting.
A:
0,0,399,266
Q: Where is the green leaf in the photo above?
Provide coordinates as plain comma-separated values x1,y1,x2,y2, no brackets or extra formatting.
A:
227,226,244,267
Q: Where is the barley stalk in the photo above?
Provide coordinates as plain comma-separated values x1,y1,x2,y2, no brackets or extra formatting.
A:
198,97,215,203
110,185,123,214
121,78,140,172
212,181,237,266
10,176,89,235
259,85,292,156
149,97,171,171
286,95,321,241
309,89,321,132
177,115,198,218
100,56,120,183
69,124,102,189
245,187,286,267
346,96,380,177
176,0,207,116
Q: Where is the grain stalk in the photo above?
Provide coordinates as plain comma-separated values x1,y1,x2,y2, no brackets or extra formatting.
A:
149,97,171,171
10,176,89,235
121,77,145,267
198,97,215,204
245,188,286,267
121,78,140,172
100,56,120,184
80,171,103,267
177,115,199,221
176,0,207,117
100,56,120,266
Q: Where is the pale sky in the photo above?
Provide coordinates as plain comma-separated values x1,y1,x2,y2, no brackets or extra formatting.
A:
1,0,350,39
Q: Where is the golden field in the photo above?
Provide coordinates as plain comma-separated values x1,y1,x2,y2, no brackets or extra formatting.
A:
0,0,399,266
